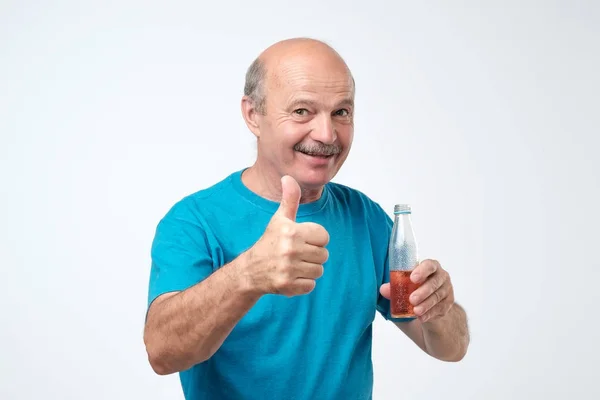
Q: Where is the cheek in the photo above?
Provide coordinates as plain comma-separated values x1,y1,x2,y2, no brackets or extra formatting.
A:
277,124,311,148
261,123,308,160
338,125,354,148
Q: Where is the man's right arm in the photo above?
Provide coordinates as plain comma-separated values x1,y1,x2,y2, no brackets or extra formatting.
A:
143,251,261,375
144,175,328,375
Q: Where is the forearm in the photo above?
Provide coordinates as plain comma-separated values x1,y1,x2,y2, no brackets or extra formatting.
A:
144,252,261,375
421,303,470,361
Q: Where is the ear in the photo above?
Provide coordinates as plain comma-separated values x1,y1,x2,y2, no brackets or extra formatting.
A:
241,96,262,138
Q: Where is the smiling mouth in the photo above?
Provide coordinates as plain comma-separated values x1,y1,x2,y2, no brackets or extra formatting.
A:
297,151,335,158
300,151,333,158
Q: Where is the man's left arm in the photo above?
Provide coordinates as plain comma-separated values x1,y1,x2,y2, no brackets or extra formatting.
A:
380,259,470,362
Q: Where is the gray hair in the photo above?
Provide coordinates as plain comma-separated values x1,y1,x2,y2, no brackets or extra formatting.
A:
244,58,267,114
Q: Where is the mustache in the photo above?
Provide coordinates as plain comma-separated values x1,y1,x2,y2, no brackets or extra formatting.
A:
294,143,342,156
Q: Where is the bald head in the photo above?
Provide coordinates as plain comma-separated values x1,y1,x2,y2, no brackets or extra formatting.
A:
244,38,354,114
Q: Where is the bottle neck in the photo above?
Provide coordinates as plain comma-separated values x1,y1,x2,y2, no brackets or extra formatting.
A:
392,212,414,240
394,212,412,223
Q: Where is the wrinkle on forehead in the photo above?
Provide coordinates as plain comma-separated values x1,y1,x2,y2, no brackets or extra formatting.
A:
275,75,354,98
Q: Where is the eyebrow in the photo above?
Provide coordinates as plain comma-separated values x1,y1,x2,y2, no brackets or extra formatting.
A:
287,98,354,110
336,98,354,108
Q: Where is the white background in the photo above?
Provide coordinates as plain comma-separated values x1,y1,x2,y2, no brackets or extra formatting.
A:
1,1,599,399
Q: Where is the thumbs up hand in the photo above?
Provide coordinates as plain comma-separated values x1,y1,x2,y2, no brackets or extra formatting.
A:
245,175,330,297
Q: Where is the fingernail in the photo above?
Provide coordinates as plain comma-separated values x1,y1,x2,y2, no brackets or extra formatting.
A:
411,273,420,282
414,306,422,315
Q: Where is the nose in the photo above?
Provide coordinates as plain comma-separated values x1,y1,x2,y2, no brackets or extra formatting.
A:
309,113,337,144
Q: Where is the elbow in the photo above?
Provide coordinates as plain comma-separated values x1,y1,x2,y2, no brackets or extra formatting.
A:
145,341,174,376
443,339,470,362
144,333,177,376
144,334,212,375
433,349,467,363
444,349,467,362
148,355,173,376
429,338,470,363
148,352,211,376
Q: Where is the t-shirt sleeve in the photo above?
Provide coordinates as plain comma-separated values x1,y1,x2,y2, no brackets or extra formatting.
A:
147,198,215,309
374,205,416,323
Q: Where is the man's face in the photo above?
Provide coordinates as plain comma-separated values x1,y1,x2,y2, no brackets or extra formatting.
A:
255,61,354,189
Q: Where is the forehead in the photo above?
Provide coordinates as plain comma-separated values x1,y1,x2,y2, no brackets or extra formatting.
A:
267,61,355,104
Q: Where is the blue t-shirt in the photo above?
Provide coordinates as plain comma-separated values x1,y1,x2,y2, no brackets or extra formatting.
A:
148,169,408,400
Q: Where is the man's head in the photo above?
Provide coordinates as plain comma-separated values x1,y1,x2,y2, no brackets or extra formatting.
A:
241,38,355,190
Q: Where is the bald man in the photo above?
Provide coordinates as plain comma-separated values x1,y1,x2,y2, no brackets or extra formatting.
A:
144,38,470,400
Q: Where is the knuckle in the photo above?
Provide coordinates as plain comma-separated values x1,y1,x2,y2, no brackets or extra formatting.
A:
280,241,297,258
444,280,453,294
280,223,298,238
273,276,286,291
440,267,448,278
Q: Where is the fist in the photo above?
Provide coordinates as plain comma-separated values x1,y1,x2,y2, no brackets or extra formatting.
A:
247,175,330,297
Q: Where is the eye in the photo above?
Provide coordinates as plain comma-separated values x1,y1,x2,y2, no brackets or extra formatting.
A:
294,108,309,116
334,109,350,116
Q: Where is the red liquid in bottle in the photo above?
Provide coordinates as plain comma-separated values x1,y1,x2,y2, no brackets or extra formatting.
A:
390,270,420,318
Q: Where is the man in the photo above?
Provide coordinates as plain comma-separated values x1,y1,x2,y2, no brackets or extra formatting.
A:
144,38,470,400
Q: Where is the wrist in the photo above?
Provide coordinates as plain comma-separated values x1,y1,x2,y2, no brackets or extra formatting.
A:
232,249,266,298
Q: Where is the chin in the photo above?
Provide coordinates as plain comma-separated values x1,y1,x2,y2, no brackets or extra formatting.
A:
296,168,337,189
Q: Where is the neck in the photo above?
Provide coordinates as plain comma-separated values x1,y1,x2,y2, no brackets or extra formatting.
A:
242,161,323,204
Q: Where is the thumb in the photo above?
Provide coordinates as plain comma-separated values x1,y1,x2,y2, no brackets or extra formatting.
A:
276,175,301,220
379,283,391,300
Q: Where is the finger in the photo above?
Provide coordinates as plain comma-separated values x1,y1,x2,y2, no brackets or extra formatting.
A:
411,259,440,283
412,282,450,316
419,298,454,323
299,244,329,264
294,262,324,280
409,270,448,305
379,283,391,299
291,278,317,296
276,175,301,221
297,222,330,246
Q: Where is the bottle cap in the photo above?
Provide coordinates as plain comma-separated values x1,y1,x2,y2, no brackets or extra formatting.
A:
394,204,412,214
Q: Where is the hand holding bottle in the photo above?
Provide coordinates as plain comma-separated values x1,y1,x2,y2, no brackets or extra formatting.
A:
380,259,455,323
381,204,455,323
